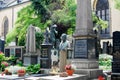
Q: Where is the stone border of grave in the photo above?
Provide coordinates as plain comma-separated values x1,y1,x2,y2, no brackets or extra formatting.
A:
0,74,48,80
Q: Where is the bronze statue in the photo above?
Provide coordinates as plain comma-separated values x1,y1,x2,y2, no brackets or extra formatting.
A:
49,24,58,47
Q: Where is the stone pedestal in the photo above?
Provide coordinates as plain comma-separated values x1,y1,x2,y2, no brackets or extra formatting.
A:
72,59,102,79
23,54,38,66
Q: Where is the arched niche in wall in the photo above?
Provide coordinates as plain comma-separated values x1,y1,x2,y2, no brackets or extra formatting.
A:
2,16,9,40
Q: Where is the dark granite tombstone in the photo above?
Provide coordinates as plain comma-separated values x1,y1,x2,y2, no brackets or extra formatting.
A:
15,48,22,57
103,42,107,53
0,39,5,52
40,44,52,68
5,49,10,57
74,39,96,59
5,46,24,58
111,31,120,80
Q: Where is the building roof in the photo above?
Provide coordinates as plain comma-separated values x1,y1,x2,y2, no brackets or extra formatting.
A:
0,0,29,9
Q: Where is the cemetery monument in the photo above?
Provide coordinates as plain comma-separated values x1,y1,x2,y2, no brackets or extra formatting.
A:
23,24,38,66
72,0,102,79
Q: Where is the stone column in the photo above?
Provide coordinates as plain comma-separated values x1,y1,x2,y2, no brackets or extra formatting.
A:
26,25,36,53
72,0,102,79
74,0,93,37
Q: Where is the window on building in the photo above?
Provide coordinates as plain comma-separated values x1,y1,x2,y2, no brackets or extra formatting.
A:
96,0,110,38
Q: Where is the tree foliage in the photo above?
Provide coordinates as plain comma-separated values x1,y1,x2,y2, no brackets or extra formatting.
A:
6,0,108,46
115,0,120,10
30,0,62,22
92,12,108,31
6,5,44,46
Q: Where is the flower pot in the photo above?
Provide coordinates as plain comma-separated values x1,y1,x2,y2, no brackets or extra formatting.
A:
66,70,74,76
18,73,25,77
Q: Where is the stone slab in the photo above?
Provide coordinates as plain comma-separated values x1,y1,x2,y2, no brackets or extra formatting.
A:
111,73,120,80
37,74,87,80
0,74,48,80
75,69,103,79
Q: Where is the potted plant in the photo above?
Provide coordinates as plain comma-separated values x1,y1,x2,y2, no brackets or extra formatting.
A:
17,69,26,77
65,64,76,76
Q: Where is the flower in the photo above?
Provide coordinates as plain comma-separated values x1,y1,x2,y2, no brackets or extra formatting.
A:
65,64,76,70
1,61,9,67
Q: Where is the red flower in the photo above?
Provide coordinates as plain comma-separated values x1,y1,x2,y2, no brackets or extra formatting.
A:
0,51,3,54
1,61,9,67
65,65,72,70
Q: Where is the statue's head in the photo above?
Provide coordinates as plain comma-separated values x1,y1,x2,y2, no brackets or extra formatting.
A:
61,33,67,42
50,24,57,32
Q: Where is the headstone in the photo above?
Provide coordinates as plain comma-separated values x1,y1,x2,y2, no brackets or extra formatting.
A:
102,42,107,53
40,44,52,68
111,31,120,80
23,25,38,66
72,0,102,79
0,39,5,52
4,46,24,58
15,48,22,57
26,25,36,53
5,49,10,57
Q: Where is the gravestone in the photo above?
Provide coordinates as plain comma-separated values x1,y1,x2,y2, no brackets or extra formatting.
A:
15,48,22,57
4,46,24,58
0,39,5,52
23,25,38,66
72,0,102,79
111,31,120,80
40,44,52,68
5,48,10,57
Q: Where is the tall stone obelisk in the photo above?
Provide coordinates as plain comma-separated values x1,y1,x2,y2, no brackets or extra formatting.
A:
72,0,102,79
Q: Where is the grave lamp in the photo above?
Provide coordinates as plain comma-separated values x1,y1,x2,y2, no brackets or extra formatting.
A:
67,48,73,59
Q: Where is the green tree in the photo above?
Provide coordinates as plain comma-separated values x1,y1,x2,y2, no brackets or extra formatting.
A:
6,0,108,46
30,0,62,22
115,0,120,10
